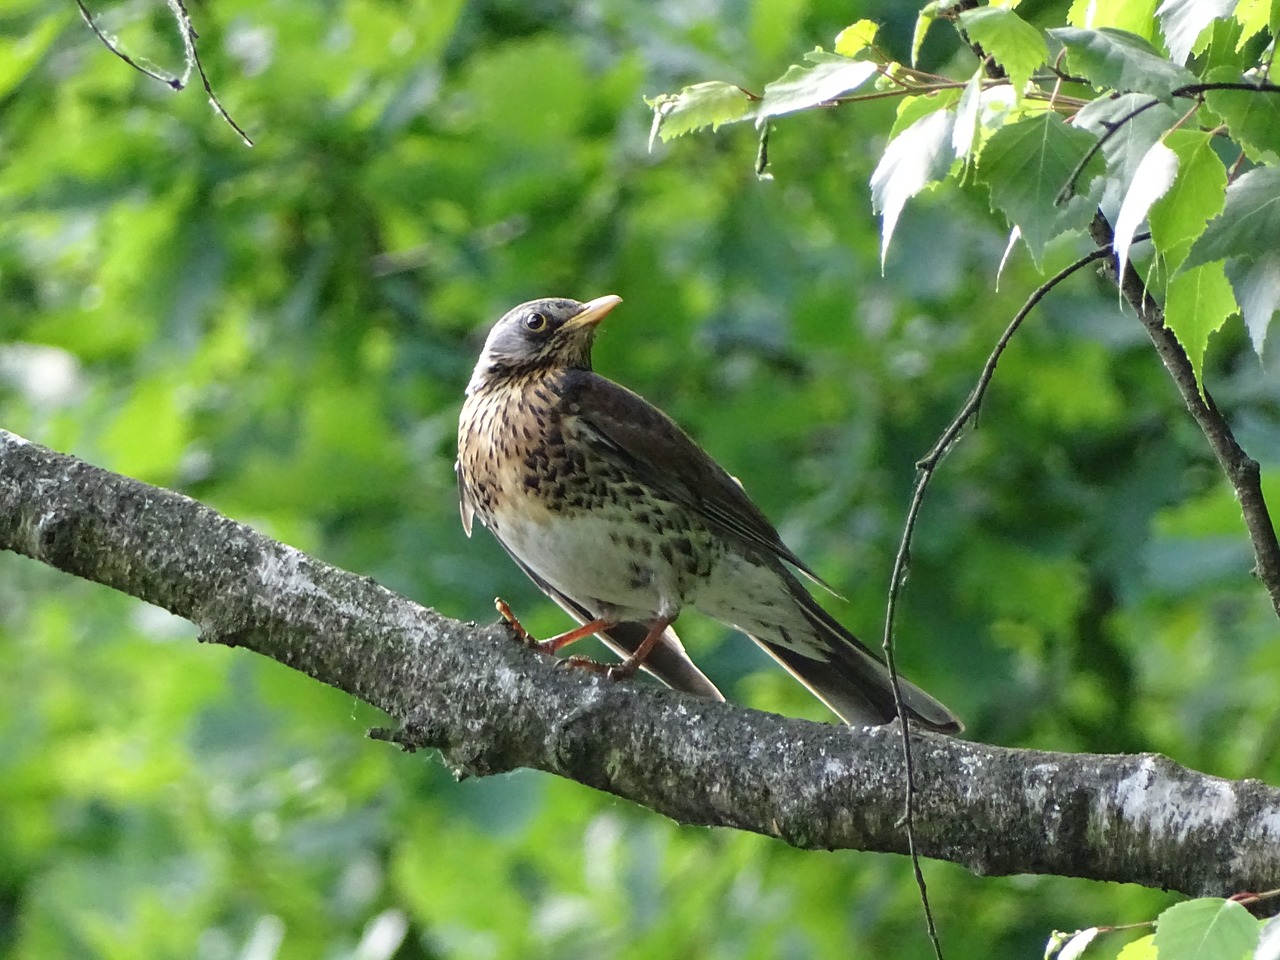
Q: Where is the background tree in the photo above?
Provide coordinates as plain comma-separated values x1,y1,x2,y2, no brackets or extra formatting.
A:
1,0,1278,958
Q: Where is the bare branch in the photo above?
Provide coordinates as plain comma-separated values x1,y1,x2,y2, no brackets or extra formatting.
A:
1088,214,1280,619
3,427,1279,896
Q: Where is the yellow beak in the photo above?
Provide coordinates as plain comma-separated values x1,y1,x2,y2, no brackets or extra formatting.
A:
562,294,623,331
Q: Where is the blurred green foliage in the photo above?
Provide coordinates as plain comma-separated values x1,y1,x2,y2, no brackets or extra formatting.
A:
1,0,1278,957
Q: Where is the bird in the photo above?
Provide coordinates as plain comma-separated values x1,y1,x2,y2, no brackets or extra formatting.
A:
456,295,961,733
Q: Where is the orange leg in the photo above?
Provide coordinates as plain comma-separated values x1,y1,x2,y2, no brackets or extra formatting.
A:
564,614,675,682
494,598,615,655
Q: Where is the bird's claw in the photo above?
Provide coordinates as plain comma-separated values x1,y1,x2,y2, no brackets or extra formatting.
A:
494,597,535,646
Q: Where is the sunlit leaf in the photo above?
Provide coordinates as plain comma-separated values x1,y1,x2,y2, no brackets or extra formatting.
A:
645,82,757,146
1116,933,1158,960
1067,0,1160,38
1156,0,1237,63
1058,927,1101,960
1049,26,1196,98
1153,898,1259,960
1148,130,1228,273
834,20,879,57
952,68,985,159
913,2,939,64
1226,252,1280,355
1165,263,1238,393
1231,0,1271,45
889,88,962,140
958,7,1048,98
1184,167,1280,269
755,52,877,125
870,108,954,266
1074,92,1181,209
977,112,1103,264
1114,141,1178,281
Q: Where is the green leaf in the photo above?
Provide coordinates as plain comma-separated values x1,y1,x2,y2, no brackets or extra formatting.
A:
1067,0,1160,39
1156,0,1237,63
870,108,955,266
1153,897,1259,960
1116,933,1157,960
645,82,757,146
1204,78,1280,162
958,7,1048,99
1114,140,1179,280
890,88,962,140
756,52,878,125
977,112,1104,264
1226,252,1280,355
1148,129,1228,272
1184,166,1280,269
1165,263,1238,393
913,2,939,65
834,20,879,57
1232,0,1272,44
1074,93,1181,209
1049,27,1196,98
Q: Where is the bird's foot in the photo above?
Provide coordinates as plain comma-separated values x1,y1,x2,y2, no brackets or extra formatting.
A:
559,654,614,676
555,654,640,683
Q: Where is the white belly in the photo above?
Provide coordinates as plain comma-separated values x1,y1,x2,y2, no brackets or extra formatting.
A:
496,508,678,621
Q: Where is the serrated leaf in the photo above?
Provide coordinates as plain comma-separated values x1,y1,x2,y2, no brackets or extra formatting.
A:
1148,129,1228,272
977,112,1104,264
645,82,756,146
1232,0,1271,45
1184,166,1280,269
756,53,878,125
959,7,1049,99
870,109,955,267
1226,252,1280,355
1068,0,1160,39
834,20,879,57
1059,927,1101,960
1115,141,1178,280
1074,93,1181,209
1050,27,1196,98
913,3,939,65
1153,897,1259,960
1205,80,1280,162
1165,263,1238,395
1117,933,1158,960
1156,0,1238,63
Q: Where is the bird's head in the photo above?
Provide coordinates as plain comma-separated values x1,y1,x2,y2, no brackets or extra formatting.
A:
467,295,621,393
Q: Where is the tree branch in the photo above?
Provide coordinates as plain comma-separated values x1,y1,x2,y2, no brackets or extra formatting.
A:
1088,214,1280,619
2,426,1278,896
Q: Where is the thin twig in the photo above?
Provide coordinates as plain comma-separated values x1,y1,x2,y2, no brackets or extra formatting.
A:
1089,213,1280,619
1056,96,1164,204
75,0,253,146
75,0,182,88
167,0,254,146
880,250,1111,957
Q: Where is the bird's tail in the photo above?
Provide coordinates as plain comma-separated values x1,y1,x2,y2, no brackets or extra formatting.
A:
748,581,962,733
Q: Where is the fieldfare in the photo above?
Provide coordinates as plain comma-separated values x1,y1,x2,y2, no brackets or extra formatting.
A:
456,295,961,732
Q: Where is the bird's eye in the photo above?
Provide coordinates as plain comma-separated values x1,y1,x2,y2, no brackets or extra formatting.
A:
524,312,549,332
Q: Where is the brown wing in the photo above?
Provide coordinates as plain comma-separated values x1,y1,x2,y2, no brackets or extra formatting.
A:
561,371,836,591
